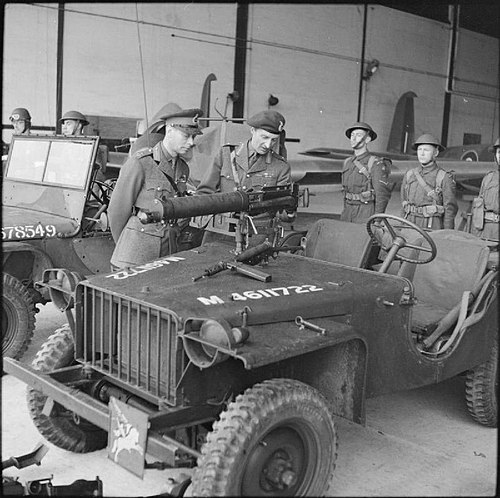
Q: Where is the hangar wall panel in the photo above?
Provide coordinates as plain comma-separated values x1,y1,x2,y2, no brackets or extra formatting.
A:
3,3,498,151
246,4,363,157
2,3,58,142
362,6,451,152
60,3,237,120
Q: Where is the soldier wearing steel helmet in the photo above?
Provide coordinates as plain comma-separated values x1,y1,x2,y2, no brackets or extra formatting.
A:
59,110,109,191
340,122,392,224
196,110,293,246
59,110,89,136
470,137,499,242
108,104,203,269
10,107,32,135
401,133,458,230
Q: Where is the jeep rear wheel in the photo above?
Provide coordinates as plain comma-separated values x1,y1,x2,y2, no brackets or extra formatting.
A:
192,378,337,496
27,324,108,452
2,273,36,360
465,341,497,427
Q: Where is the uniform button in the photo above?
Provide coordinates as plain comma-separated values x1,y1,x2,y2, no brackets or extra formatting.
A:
141,228,144,232
242,186,247,190
157,187,161,191
246,174,250,178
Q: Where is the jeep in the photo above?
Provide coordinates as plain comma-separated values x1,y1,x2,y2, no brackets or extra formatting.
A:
4,188,497,496
2,134,115,359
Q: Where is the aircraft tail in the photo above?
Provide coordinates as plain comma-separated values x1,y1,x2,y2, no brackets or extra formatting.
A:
386,91,417,155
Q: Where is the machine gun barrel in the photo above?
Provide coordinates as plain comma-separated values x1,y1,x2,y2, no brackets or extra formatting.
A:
137,184,298,224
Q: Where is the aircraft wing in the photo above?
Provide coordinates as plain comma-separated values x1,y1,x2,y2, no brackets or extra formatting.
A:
299,147,416,161
290,155,492,193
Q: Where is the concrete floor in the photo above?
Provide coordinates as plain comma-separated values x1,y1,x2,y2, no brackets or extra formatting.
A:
2,291,497,497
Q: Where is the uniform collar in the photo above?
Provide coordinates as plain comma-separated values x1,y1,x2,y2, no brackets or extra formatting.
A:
152,141,176,163
352,151,370,161
418,161,438,173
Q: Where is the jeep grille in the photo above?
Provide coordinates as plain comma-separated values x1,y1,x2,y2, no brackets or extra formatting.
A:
75,283,185,407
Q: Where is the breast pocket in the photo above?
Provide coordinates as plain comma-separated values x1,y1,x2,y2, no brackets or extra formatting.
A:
145,179,173,201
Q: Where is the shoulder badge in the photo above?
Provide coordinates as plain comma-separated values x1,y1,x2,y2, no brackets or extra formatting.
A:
135,147,153,159
270,149,286,162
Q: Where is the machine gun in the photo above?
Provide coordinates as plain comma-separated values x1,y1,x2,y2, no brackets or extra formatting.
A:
137,184,299,224
137,183,299,253
192,239,304,282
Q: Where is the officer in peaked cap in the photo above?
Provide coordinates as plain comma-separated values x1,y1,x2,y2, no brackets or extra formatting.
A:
341,121,392,224
10,107,32,135
130,103,203,157
195,109,293,248
60,110,89,136
470,137,499,241
108,105,203,269
401,133,457,230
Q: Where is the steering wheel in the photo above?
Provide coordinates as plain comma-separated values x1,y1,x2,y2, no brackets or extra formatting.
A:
366,214,437,273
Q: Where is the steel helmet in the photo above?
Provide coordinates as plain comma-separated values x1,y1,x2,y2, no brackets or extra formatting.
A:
345,122,377,141
59,110,89,126
412,133,445,152
489,137,500,152
10,108,31,121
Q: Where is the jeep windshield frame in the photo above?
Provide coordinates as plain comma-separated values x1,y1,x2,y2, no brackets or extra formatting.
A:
3,135,100,223
4,135,99,189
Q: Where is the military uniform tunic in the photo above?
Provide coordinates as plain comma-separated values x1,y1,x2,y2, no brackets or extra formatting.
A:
340,152,392,224
400,162,457,230
471,170,499,241
196,140,291,244
109,141,189,268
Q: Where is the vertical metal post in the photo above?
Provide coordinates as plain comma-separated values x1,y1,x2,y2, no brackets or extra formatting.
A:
441,3,460,148
56,2,65,134
356,3,368,121
233,3,248,119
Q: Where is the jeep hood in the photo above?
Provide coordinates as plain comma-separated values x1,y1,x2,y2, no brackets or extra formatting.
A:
2,205,79,240
83,243,359,326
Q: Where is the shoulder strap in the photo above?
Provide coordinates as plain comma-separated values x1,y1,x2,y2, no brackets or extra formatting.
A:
413,169,434,195
366,155,377,173
229,145,241,189
157,167,181,195
353,158,371,180
435,169,446,189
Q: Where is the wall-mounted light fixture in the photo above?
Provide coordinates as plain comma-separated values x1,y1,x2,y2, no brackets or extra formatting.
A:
362,59,380,81
268,94,279,107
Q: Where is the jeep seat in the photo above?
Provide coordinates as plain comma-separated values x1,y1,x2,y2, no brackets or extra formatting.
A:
304,219,376,268
403,230,490,332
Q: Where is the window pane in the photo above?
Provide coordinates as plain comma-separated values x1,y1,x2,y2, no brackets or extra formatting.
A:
43,141,94,188
6,140,50,182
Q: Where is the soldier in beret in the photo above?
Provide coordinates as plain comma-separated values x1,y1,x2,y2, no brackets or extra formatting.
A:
341,122,392,224
10,107,32,135
196,109,293,247
108,104,203,269
401,134,457,230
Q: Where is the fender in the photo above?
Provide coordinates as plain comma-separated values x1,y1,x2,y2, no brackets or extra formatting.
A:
3,242,54,301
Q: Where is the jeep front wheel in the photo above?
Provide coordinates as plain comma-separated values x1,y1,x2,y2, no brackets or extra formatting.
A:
192,378,337,496
465,341,497,427
27,324,108,452
2,273,36,359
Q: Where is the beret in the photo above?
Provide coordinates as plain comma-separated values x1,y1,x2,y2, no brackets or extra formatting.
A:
247,110,285,135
